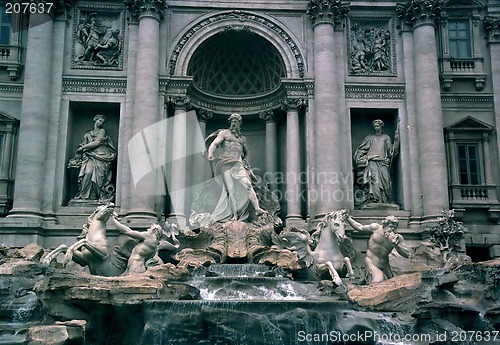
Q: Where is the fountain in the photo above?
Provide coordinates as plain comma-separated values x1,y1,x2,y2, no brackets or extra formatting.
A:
1,115,498,345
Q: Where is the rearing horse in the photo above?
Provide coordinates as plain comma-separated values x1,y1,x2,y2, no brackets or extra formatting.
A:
43,203,132,276
310,209,355,286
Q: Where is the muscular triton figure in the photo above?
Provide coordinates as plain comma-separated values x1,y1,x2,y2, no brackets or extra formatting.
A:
346,214,409,283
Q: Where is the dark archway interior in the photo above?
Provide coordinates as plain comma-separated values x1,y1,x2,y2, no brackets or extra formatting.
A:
187,30,286,97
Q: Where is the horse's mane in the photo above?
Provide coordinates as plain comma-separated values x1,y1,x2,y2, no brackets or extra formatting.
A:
78,203,112,239
311,211,339,244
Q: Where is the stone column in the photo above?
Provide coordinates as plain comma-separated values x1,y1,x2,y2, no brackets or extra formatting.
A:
166,96,191,227
283,99,306,223
397,0,449,221
307,0,349,217
446,133,458,185
9,9,57,218
125,0,167,219
482,133,493,186
193,109,213,185
259,110,279,193
485,16,500,185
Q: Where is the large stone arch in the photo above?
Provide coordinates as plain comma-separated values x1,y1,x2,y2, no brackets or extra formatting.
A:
168,10,306,79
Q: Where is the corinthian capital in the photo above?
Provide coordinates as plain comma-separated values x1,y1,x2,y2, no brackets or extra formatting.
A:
484,16,500,43
165,96,191,110
396,0,443,29
124,0,167,21
307,0,350,27
282,98,307,112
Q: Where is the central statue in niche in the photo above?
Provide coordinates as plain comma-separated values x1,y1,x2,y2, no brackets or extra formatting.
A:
205,113,266,222
180,113,291,268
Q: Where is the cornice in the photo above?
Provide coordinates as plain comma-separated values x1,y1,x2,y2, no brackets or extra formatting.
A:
0,83,23,93
441,93,494,104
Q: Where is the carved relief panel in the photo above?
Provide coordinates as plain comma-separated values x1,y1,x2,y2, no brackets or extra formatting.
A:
347,17,396,77
71,5,125,70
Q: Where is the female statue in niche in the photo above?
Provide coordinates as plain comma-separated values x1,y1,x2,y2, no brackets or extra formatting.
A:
69,114,117,202
354,119,399,207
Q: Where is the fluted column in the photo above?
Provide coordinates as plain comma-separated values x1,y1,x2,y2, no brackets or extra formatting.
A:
307,0,349,217
9,5,66,218
166,96,190,227
259,110,279,193
485,16,500,183
125,0,167,218
283,99,306,222
397,0,449,221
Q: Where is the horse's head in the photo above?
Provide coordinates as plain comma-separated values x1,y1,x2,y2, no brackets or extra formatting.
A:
326,210,348,242
94,202,115,219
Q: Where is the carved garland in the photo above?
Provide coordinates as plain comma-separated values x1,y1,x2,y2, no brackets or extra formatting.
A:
169,10,305,78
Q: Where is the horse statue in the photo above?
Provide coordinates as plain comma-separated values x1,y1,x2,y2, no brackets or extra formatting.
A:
42,203,131,276
310,209,356,286
43,203,181,276
272,209,355,286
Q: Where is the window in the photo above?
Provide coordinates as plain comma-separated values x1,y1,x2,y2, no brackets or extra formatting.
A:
448,20,471,58
438,0,486,91
0,6,10,45
458,143,480,185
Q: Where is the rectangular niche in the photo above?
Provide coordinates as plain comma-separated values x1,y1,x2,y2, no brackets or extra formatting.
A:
63,102,120,206
350,108,402,209
347,16,396,77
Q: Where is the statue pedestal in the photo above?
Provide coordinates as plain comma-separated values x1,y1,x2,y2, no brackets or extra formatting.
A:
67,199,103,208
361,203,400,211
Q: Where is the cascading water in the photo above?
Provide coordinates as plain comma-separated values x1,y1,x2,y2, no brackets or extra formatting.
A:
139,264,418,345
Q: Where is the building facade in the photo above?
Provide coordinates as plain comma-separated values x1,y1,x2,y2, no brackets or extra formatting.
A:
0,0,498,260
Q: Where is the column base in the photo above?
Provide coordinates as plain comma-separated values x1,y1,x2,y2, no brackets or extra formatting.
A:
285,216,306,229
167,213,187,229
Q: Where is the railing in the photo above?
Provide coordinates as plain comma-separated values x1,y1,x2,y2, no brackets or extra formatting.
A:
0,44,22,80
450,184,499,207
449,59,476,71
439,57,486,91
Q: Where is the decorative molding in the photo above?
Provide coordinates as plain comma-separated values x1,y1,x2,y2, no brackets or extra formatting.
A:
0,83,23,93
484,16,500,44
282,98,307,111
396,0,444,30
168,10,305,78
282,79,309,98
124,0,167,21
165,95,192,110
306,0,350,28
160,77,192,95
197,108,213,122
62,77,127,93
188,83,286,114
345,85,405,99
441,93,494,103
71,5,125,70
347,16,396,77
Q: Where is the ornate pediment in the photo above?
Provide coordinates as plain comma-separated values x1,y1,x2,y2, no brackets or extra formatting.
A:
446,116,494,132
